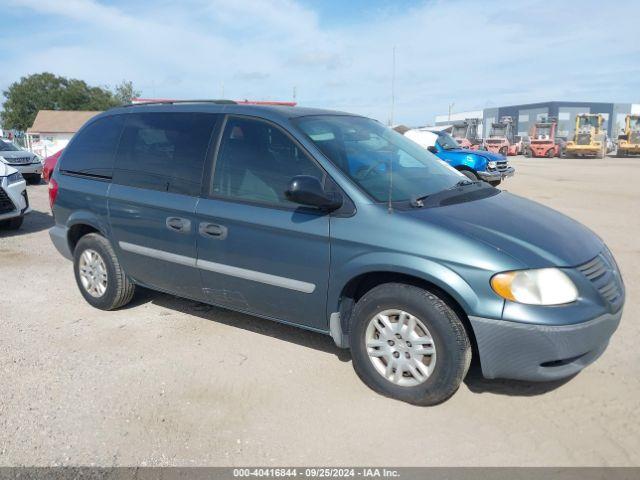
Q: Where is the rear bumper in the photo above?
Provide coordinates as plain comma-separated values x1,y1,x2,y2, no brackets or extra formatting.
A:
469,309,622,381
478,166,515,182
49,224,73,260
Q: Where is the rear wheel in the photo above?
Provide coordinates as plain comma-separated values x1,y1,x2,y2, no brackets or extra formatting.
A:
0,216,24,230
73,233,135,310
546,148,555,158
349,283,471,406
499,147,508,156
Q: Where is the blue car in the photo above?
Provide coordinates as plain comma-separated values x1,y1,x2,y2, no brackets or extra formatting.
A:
49,102,623,405
405,128,514,186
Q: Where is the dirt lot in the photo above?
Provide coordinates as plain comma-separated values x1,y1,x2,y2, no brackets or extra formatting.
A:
1,156,639,467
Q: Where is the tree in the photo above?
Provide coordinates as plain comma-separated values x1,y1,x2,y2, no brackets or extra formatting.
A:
112,80,141,105
0,73,140,131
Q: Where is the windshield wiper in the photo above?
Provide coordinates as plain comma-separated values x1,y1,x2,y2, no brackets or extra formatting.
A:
410,180,478,207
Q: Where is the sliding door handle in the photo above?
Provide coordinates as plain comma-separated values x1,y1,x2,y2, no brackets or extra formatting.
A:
199,222,228,240
166,217,191,233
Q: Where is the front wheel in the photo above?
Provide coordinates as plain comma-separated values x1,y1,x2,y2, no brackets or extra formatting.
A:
349,283,471,406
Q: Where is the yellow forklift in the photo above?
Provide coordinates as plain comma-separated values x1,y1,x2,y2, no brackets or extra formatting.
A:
565,113,607,158
616,114,640,157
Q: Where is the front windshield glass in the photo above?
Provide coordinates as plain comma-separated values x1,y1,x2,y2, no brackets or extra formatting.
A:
0,140,20,152
490,126,506,137
436,132,460,150
293,115,464,202
578,116,599,128
534,126,551,138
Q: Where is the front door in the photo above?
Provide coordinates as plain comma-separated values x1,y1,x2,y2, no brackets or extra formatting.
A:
195,115,331,330
108,111,219,300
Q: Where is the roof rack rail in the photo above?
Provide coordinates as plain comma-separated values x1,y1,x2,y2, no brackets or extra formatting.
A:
121,99,237,108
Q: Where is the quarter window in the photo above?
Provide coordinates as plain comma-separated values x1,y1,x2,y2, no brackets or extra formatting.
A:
212,117,325,206
113,113,217,196
60,115,124,178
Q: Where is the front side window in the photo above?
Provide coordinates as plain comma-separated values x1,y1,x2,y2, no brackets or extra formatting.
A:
113,113,217,196
212,116,325,206
59,115,124,177
294,115,463,202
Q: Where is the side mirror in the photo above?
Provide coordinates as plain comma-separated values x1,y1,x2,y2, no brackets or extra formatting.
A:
285,175,343,211
427,146,438,154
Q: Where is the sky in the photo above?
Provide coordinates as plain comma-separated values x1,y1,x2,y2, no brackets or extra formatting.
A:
1,0,639,125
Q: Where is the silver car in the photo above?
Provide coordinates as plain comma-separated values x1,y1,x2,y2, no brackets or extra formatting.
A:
0,139,42,184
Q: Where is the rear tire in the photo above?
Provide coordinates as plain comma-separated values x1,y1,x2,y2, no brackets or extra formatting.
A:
0,216,24,230
349,283,471,406
546,148,555,158
73,233,135,310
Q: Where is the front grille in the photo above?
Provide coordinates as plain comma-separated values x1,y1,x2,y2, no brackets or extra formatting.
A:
0,187,16,214
5,156,34,165
629,132,640,144
577,133,591,145
496,160,508,171
486,139,502,144
577,251,624,311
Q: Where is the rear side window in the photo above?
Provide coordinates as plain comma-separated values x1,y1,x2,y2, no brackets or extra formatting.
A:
113,113,217,196
60,115,124,178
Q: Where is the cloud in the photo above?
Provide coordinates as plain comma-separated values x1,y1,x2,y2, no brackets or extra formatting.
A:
1,0,639,125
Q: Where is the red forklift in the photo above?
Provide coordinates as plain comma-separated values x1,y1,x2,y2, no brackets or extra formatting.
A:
450,118,483,150
528,117,564,158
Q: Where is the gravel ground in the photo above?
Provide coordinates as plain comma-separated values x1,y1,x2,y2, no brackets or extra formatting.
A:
1,156,639,466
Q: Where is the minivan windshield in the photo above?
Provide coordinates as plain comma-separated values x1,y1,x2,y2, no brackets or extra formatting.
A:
294,115,464,202
0,140,20,152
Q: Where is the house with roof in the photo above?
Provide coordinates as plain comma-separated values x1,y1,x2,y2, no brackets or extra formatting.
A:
26,110,100,158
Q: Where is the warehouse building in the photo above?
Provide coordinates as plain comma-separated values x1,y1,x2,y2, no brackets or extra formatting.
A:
435,101,640,140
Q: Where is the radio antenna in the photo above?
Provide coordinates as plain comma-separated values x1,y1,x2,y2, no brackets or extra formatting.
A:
387,153,394,214
388,45,396,213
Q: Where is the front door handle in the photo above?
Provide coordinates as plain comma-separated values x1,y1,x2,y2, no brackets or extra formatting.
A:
199,222,228,240
166,217,191,233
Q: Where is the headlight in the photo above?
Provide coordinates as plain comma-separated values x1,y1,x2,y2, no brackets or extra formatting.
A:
7,171,24,185
487,161,497,169
491,268,578,305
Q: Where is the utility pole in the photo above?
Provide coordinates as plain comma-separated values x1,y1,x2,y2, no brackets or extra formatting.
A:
448,102,455,121
293,86,297,103
221,82,225,98
389,45,396,126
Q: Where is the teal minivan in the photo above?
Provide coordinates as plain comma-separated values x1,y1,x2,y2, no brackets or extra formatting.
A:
49,101,624,405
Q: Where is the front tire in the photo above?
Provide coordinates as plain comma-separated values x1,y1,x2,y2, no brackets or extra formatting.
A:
73,233,135,310
0,216,24,230
25,174,41,185
349,283,471,406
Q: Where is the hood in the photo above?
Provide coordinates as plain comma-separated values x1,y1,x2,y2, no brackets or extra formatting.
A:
0,162,18,177
0,149,37,159
441,148,504,161
407,191,603,267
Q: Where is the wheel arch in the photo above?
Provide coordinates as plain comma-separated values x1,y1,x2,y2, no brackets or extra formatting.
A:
334,270,479,357
66,211,110,254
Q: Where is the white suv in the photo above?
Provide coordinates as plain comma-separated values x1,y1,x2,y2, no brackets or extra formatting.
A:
0,162,31,230
0,139,43,184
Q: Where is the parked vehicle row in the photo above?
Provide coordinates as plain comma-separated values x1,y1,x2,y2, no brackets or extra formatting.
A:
48,101,624,405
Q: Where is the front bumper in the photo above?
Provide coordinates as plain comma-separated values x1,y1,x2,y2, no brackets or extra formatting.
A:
0,178,31,221
478,166,515,182
10,162,43,175
469,309,622,381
